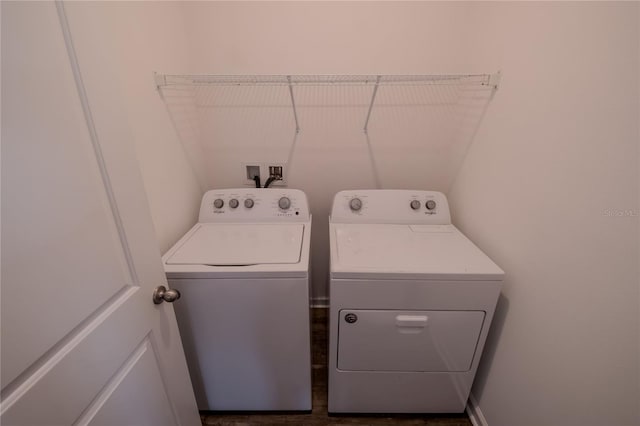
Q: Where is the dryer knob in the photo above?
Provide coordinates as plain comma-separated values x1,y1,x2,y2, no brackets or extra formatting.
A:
278,197,291,210
410,200,421,210
244,198,254,209
229,198,239,209
213,199,224,209
345,313,358,323
426,200,437,210
349,198,363,212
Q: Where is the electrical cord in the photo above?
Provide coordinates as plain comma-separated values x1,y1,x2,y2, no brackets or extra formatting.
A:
263,176,277,188
253,175,261,188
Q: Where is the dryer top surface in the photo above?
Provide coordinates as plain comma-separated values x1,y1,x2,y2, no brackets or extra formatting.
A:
330,223,503,280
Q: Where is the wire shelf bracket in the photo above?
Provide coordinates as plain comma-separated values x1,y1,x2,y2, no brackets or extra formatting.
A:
363,75,381,135
487,71,502,90
287,75,301,134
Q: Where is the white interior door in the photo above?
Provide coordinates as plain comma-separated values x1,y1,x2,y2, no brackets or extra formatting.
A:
1,2,200,425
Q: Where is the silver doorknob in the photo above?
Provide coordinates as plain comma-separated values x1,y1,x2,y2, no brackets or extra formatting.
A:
153,286,181,304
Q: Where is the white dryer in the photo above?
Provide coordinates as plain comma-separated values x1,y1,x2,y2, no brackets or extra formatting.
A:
163,188,311,411
328,190,503,413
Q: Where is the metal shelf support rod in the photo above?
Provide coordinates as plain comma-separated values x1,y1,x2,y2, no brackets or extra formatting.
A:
363,75,381,134
287,75,301,134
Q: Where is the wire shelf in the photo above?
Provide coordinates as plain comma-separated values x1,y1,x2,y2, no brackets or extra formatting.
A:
156,73,499,133
156,72,500,190
156,73,498,88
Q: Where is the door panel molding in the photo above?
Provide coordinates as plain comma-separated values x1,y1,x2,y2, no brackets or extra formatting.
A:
0,285,137,405
55,0,138,285
0,288,147,425
73,336,176,426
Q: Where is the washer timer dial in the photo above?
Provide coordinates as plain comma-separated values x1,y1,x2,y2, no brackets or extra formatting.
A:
213,199,224,209
410,200,421,210
349,198,363,212
426,200,437,210
278,197,291,210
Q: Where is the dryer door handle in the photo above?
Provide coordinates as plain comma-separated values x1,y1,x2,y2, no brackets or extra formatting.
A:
395,315,428,328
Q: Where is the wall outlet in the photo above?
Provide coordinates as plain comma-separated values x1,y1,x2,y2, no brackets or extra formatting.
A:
242,163,261,187
266,164,286,187
242,162,287,187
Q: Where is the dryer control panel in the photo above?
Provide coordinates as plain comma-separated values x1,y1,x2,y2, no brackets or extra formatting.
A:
330,190,451,224
199,188,310,223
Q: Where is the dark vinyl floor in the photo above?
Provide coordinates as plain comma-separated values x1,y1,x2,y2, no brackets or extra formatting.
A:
201,308,472,426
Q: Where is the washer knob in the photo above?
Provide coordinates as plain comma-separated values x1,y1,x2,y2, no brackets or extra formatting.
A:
244,198,254,209
229,198,239,209
410,200,421,210
278,197,291,210
426,200,437,210
213,199,224,209
349,198,363,212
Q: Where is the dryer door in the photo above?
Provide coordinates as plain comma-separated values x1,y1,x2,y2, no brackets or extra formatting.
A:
337,309,485,372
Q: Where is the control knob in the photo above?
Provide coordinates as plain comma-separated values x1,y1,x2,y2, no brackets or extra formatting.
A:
229,198,239,209
349,198,363,212
426,200,437,210
278,197,291,210
213,199,224,209
410,200,421,210
244,198,254,209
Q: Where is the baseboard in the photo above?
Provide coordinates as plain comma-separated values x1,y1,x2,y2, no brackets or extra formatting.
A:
311,297,329,308
466,393,488,426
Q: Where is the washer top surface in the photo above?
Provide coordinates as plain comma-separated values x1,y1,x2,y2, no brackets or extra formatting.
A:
163,188,311,279
166,223,304,266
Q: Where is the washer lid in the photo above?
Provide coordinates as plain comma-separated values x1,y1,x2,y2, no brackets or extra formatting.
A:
166,223,304,266
331,224,504,280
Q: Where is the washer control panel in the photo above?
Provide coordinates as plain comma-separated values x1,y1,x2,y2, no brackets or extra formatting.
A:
199,188,310,223
331,190,450,224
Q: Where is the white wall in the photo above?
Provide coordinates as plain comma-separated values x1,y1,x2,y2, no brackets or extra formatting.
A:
448,3,640,426
180,1,482,302
64,2,203,253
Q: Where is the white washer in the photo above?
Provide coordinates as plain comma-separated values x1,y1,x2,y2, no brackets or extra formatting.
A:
163,188,312,411
328,190,504,413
